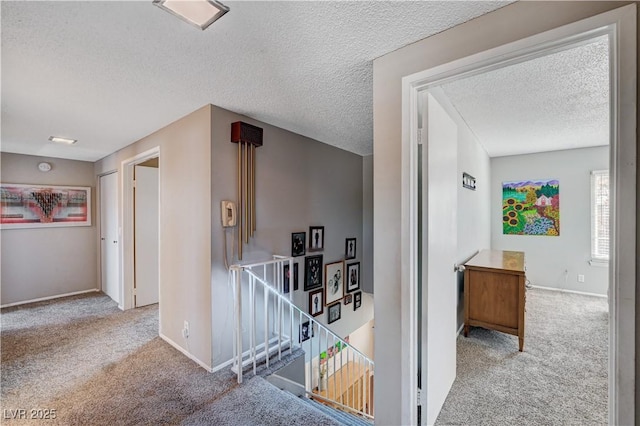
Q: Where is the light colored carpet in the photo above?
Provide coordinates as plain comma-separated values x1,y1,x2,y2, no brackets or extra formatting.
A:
435,288,608,425
1,293,340,425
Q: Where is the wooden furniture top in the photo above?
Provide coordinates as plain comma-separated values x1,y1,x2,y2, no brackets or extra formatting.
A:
465,249,525,275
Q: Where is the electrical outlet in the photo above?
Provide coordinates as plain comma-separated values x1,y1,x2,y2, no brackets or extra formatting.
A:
578,274,585,283
183,321,190,338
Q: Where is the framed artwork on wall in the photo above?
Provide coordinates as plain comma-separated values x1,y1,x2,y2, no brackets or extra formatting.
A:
353,291,362,311
343,294,353,305
293,263,299,291
283,263,292,293
324,261,344,306
328,302,341,324
502,179,560,236
309,289,324,317
309,226,324,252
346,262,360,293
300,321,314,342
304,255,323,291
291,232,306,257
345,238,356,259
0,184,91,229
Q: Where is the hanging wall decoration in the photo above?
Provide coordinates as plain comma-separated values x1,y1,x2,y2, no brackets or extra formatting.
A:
502,179,560,236
0,183,91,229
231,121,263,259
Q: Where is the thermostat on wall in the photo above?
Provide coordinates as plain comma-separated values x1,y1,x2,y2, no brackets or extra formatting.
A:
38,162,52,172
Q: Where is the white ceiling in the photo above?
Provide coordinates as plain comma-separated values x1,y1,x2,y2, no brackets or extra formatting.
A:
440,35,610,158
1,1,514,162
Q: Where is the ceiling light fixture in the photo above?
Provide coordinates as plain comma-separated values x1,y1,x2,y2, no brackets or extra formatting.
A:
153,0,229,31
49,136,77,145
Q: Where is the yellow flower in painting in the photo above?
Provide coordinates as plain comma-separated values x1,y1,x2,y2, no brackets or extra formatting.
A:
547,228,558,236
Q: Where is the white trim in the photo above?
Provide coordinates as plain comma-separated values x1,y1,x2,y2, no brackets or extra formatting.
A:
401,5,635,425
1,289,100,309
456,323,464,337
529,285,608,299
120,147,161,311
211,357,235,373
160,333,213,372
589,259,609,268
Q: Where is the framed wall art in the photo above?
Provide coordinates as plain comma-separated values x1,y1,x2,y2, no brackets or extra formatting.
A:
300,321,314,342
345,238,356,259
309,289,324,317
0,184,91,229
346,262,360,293
502,179,560,236
327,301,341,324
353,291,362,311
309,226,324,252
343,294,353,305
291,232,306,257
304,255,323,291
284,262,299,293
325,260,344,305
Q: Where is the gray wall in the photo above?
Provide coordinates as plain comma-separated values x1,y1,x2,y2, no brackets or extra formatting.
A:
362,155,373,294
372,2,636,424
491,146,609,295
210,105,372,369
1,153,97,305
95,105,213,370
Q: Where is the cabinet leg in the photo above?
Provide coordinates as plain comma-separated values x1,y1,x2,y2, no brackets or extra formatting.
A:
518,337,524,352
464,325,469,337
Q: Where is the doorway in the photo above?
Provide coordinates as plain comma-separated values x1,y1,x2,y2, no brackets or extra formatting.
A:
134,159,159,307
403,6,636,426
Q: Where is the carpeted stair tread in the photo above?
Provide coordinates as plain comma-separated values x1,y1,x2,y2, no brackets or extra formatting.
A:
301,396,373,426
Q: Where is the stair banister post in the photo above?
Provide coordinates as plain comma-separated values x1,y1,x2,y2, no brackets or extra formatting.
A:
235,267,243,384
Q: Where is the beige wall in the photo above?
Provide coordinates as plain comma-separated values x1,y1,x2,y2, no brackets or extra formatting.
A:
209,105,372,369
1,153,97,305
373,2,636,423
95,105,212,369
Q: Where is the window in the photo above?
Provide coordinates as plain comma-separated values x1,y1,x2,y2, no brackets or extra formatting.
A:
591,170,609,262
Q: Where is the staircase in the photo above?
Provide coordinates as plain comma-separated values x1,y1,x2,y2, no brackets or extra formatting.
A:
229,256,374,422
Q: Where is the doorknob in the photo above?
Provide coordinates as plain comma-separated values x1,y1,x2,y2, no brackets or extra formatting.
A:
454,264,465,272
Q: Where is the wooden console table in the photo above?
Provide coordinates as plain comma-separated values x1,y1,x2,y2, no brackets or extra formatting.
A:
463,250,526,351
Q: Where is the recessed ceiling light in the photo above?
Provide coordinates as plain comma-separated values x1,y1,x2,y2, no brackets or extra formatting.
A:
49,136,77,145
153,0,229,31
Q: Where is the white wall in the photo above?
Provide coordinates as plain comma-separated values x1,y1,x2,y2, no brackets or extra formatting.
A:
430,90,492,329
1,153,97,305
209,105,372,370
372,2,634,424
362,155,373,294
491,146,609,295
95,105,212,369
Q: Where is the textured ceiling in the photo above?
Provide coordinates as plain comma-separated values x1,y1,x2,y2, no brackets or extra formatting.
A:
1,1,512,161
440,35,610,158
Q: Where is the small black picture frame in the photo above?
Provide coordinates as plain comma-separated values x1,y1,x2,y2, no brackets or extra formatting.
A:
292,232,306,257
328,301,341,324
345,238,356,260
309,226,324,252
309,289,324,317
304,255,323,291
353,291,362,311
346,262,360,293
343,294,353,305
283,263,300,293
300,320,314,342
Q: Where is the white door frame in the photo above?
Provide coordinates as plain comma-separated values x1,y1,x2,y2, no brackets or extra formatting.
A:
121,147,161,311
401,5,636,425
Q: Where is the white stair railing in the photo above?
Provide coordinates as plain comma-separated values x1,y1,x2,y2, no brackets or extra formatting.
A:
229,256,374,420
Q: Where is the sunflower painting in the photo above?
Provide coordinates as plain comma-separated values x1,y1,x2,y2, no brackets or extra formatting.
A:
502,179,559,236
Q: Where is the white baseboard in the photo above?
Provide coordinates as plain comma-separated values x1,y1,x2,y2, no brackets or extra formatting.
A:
1,288,100,308
456,323,464,337
212,357,235,373
529,285,607,299
159,333,213,372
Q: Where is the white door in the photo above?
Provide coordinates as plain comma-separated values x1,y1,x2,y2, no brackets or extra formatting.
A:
100,172,120,304
134,165,159,307
420,91,458,425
